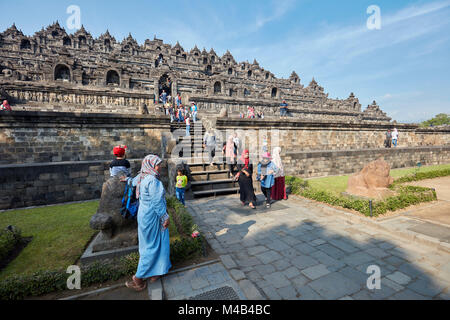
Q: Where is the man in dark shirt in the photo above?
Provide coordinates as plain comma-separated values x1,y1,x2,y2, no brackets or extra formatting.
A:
385,130,392,148
280,100,288,118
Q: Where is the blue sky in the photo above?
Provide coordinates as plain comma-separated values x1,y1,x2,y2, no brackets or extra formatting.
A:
1,0,449,123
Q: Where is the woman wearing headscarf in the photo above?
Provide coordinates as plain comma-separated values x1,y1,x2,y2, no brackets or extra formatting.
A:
271,147,287,201
122,154,171,291
257,152,278,208
234,150,256,209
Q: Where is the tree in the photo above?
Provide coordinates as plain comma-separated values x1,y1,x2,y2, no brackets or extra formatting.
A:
421,113,450,127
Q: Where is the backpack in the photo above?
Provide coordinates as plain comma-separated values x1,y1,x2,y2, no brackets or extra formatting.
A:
120,180,139,219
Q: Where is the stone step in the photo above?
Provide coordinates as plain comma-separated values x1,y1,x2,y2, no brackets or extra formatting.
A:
192,187,240,198
189,163,227,172
191,179,235,186
190,170,231,181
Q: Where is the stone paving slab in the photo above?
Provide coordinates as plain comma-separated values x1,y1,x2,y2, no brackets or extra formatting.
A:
185,194,450,300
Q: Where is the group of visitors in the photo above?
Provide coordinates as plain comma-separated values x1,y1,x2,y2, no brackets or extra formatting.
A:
237,101,288,119
108,136,288,291
234,147,287,209
384,128,399,148
240,106,264,119
160,93,199,137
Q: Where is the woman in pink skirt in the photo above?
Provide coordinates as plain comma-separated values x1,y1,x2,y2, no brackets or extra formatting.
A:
271,147,287,200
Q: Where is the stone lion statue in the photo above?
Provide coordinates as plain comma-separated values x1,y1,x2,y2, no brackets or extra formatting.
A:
346,158,394,199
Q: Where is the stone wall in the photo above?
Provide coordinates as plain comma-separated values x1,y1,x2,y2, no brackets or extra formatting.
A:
283,146,450,178
0,111,171,164
215,118,450,153
0,159,169,210
2,82,156,114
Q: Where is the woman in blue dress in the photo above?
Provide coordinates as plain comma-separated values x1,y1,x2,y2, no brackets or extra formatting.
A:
123,154,172,291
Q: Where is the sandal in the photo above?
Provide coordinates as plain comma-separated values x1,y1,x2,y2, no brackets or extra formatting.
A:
125,276,147,292
249,203,256,209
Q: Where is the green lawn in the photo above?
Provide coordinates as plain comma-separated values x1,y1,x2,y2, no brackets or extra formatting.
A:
307,163,450,196
0,201,99,280
0,199,185,281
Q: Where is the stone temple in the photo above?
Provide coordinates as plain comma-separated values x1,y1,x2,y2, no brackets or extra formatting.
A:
0,22,390,122
0,23,449,211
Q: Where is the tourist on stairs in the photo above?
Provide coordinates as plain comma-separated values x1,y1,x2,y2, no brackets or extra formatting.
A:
234,150,256,209
122,155,171,291
225,135,237,175
257,152,278,208
271,147,287,201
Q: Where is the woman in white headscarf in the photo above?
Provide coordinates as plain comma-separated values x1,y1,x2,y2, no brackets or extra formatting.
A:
271,147,287,200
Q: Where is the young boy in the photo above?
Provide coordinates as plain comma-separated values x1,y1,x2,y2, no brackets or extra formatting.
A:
110,145,131,177
175,169,188,206
257,152,278,208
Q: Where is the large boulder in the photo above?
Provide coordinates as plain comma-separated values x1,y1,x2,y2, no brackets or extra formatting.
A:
346,158,394,199
89,176,138,252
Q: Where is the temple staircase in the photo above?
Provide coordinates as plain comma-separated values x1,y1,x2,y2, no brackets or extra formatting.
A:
170,121,239,199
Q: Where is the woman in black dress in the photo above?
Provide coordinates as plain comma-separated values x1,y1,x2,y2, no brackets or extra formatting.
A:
234,150,256,209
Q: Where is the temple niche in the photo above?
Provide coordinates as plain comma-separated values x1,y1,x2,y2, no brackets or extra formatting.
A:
0,23,392,122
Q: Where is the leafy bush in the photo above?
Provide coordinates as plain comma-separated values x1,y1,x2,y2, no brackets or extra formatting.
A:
0,226,22,262
394,168,450,184
286,176,437,217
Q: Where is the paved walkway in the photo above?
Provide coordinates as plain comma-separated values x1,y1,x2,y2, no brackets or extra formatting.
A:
186,194,450,300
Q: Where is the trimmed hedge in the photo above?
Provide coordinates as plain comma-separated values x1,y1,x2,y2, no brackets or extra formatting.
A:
393,168,450,184
0,254,140,300
287,176,437,217
0,197,204,300
0,226,22,262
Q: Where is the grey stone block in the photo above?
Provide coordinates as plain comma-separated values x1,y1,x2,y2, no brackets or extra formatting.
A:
330,239,359,253
386,271,412,286
283,266,301,279
301,264,331,281
247,245,269,256
220,254,237,269
292,255,320,270
273,259,292,271
190,277,210,290
310,238,326,247
390,289,429,300
316,244,346,259
365,247,391,259
263,272,291,289
206,272,227,285
262,285,282,300
407,278,446,297
239,280,265,300
277,285,298,300
296,243,316,255
254,264,276,276
296,285,323,300
266,239,291,251
382,277,405,292
308,272,361,300
255,250,283,264
230,269,246,281
342,251,374,267
291,274,310,288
